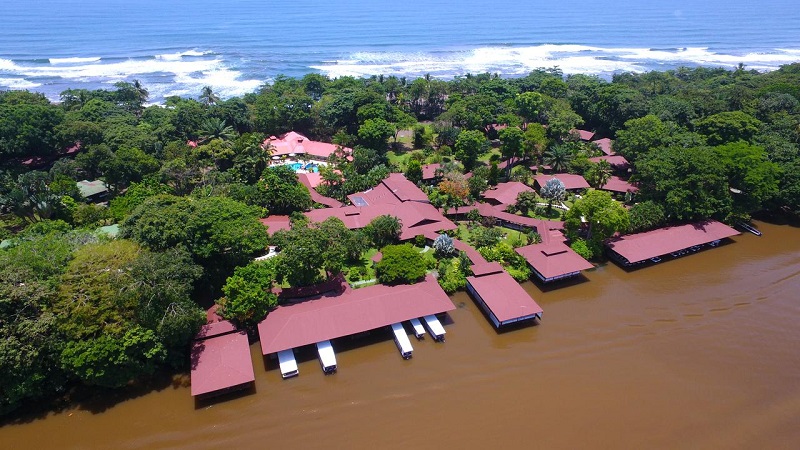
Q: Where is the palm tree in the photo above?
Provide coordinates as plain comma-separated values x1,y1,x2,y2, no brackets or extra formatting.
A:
198,118,236,144
586,160,613,189
132,79,149,106
199,86,220,106
544,144,573,172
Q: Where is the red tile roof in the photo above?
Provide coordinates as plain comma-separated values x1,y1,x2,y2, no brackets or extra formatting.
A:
482,182,534,206
533,173,590,191
195,320,237,340
588,155,630,169
469,261,504,276
264,131,350,159
466,269,542,325
606,220,739,264
600,175,639,193
258,274,455,354
306,201,456,241
592,138,614,156
297,173,343,208
190,330,255,397
260,215,292,236
515,242,594,281
348,173,429,206
572,129,596,141
421,163,441,180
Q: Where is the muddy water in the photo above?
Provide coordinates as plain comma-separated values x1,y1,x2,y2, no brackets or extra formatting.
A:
3,222,800,449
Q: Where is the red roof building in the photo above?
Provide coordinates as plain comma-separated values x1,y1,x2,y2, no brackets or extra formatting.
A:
588,155,630,171
482,182,534,207
599,175,639,194
592,138,614,156
421,163,442,182
533,173,590,192
348,173,430,206
572,129,596,141
515,242,594,283
446,202,564,236
297,173,343,208
606,220,739,265
466,262,543,328
306,201,456,241
190,323,255,398
260,215,292,236
264,131,350,160
258,274,455,355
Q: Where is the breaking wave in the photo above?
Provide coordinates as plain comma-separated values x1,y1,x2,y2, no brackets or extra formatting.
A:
312,45,800,79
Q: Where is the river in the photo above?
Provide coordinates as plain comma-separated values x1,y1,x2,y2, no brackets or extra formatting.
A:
2,221,799,449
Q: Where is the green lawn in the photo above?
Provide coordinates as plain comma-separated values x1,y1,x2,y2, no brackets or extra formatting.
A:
456,222,531,248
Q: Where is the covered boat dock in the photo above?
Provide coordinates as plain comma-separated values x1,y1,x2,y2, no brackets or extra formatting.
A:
257,275,455,373
466,262,543,329
605,220,740,266
190,321,255,398
515,241,594,283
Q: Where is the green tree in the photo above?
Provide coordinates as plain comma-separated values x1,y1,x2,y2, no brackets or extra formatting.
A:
364,215,402,248
60,325,166,388
628,201,666,233
635,146,732,221
101,147,160,191
564,190,629,255
255,165,313,214
613,115,670,162
357,118,395,151
375,244,427,285
543,144,574,172
695,111,762,146
218,259,278,325
515,191,539,215
585,160,613,189
405,159,423,184
499,127,524,177
455,130,488,171
714,142,781,215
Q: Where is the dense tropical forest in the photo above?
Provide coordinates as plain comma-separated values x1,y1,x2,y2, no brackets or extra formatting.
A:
1,64,799,417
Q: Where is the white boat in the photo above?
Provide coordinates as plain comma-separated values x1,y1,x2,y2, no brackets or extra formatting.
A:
422,315,446,342
315,340,337,374
390,323,413,359
408,318,426,340
277,349,299,379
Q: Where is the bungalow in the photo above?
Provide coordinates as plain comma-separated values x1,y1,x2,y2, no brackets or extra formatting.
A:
599,176,639,195
421,163,442,184
77,179,109,202
588,155,631,172
592,138,614,156
515,241,594,283
482,181,534,208
533,173,590,193
571,129,595,141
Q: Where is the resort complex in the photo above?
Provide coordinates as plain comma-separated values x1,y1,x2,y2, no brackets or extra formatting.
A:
2,64,791,423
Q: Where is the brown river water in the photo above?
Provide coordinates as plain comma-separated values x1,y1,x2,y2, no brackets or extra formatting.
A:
3,221,799,449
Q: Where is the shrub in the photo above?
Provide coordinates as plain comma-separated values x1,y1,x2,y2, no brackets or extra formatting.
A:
570,239,593,260
375,244,427,285
414,234,427,247
433,234,456,257
437,258,467,294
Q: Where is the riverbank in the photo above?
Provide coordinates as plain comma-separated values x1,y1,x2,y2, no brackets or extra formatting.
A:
2,220,799,449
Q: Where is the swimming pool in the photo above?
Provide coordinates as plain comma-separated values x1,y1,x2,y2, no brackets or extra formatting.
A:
285,162,319,173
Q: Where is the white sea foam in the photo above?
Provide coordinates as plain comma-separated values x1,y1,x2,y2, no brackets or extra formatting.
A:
49,56,102,65
0,77,42,89
155,50,212,61
312,44,800,79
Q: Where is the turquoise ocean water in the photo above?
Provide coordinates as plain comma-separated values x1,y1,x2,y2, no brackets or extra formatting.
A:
2,0,799,102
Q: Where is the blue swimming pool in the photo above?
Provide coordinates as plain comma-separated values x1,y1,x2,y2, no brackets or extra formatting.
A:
285,162,319,173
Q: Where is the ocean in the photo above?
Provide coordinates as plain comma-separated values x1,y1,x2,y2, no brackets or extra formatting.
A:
2,0,799,103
